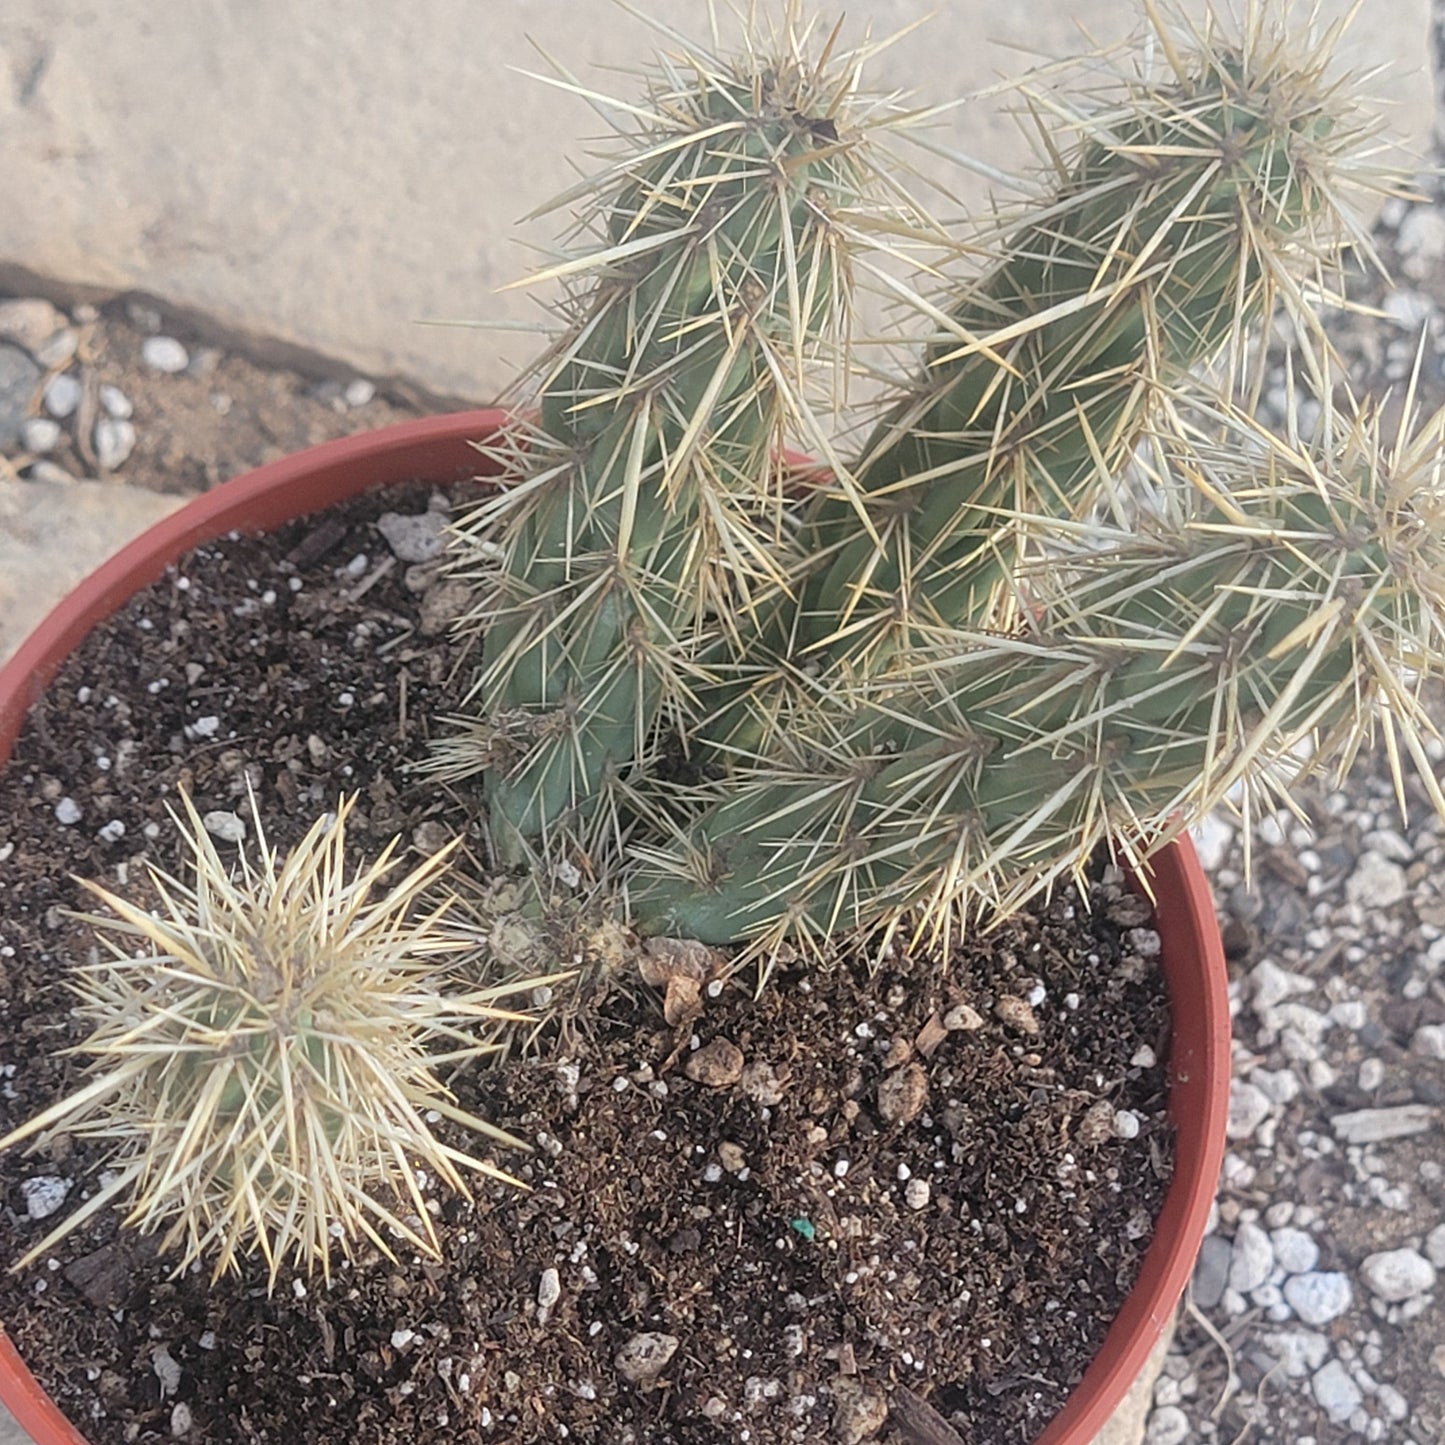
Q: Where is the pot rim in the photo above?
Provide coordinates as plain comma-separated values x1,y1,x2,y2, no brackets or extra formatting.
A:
0,411,1229,1445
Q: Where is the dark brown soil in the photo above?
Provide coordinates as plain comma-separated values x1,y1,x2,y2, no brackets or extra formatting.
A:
0,483,1175,1445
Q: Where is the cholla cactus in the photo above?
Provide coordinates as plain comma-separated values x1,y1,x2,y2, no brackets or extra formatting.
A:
750,0,1392,708
630,390,1445,948
0,793,560,1287
429,7,943,859
447,1,1442,962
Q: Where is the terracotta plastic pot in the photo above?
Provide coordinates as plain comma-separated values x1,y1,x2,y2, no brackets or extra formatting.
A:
0,411,1230,1445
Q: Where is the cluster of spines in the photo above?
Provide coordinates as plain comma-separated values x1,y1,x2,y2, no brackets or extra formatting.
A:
431,11,944,863
630,390,1445,954
788,0,1387,674
0,793,560,1287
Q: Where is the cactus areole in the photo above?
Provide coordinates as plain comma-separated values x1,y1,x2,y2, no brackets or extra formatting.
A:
0,414,1228,1445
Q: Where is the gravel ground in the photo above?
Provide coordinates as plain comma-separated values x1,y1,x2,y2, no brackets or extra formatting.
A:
4,26,1445,1445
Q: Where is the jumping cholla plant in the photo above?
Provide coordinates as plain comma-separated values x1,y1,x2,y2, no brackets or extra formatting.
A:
436,0,1445,966
6,0,1445,1283
0,792,558,1286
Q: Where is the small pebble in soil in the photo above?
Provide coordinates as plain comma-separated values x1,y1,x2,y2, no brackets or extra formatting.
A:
99,383,133,419
1270,1226,1319,1275
995,995,1040,1034
376,510,447,564
20,416,60,453
142,336,190,373
684,1037,744,1087
20,1176,71,1220
0,298,64,352
877,1063,928,1125
943,1002,984,1031
202,810,246,843
1283,1270,1353,1326
152,1346,182,1397
42,372,81,419
1311,1358,1363,1423
1359,1248,1436,1302
614,1332,679,1388
94,416,137,470
53,797,82,826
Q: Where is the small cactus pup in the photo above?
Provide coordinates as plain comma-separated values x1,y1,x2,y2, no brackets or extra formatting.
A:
786,0,1396,679
428,8,945,862
630,388,1445,953
0,791,564,1289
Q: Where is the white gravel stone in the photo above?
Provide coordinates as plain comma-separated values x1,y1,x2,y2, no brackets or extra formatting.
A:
1330,1105,1438,1144
1398,207,1445,275
1375,1382,1409,1422
1425,1223,1445,1270
1359,1248,1436,1302
27,459,77,485
1259,1328,1331,1377
904,1178,930,1210
1345,850,1408,908
202,810,247,844
537,1267,561,1309
1144,1405,1189,1445
151,1346,182,1397
1153,1375,1182,1408
1191,813,1234,871
376,509,447,563
43,371,81,418
54,797,82,825
1382,287,1435,328
1250,959,1314,1012
1227,1079,1273,1140
1250,1067,1300,1105
1312,1359,1363,1423
1228,1221,1274,1293
20,1175,72,1220
1283,1271,1352,1326
1271,1227,1320,1276
1363,827,1413,861
142,335,190,373
344,378,376,407
34,327,77,369
20,416,61,453
99,383,134,419
0,297,65,353
1411,1024,1445,1060
1329,1000,1368,1031
170,1402,193,1437
94,416,137,470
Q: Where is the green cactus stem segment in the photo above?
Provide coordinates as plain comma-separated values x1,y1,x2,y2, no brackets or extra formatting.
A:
631,419,1445,947
437,49,893,860
791,35,1374,672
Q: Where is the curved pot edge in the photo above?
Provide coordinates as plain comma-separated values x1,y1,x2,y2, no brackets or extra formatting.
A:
0,411,1231,1445
0,409,509,761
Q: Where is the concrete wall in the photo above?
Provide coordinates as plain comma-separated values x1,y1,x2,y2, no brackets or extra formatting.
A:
0,0,1433,401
